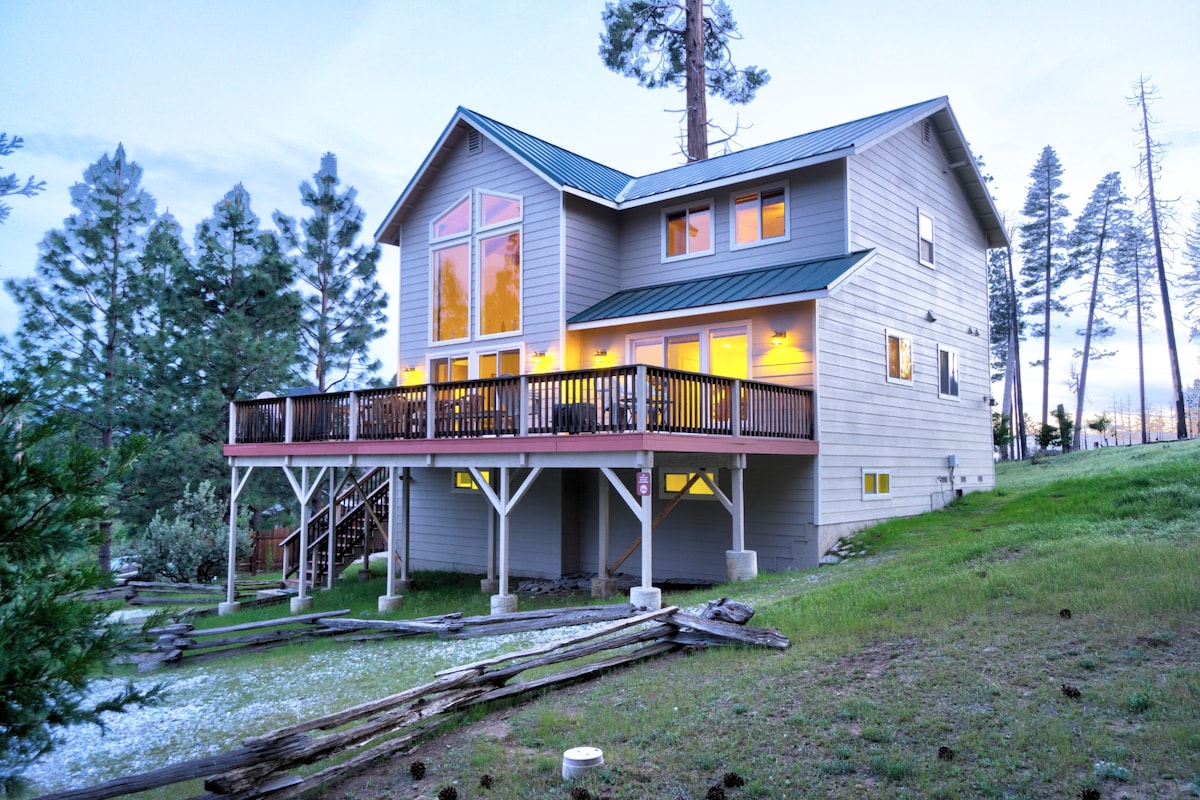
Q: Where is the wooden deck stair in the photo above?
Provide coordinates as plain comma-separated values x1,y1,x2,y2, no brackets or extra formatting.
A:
280,467,390,588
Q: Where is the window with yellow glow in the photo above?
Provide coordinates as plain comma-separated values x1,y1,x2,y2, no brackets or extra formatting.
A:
479,231,521,335
479,191,521,229
479,349,521,378
886,331,913,383
432,243,469,341
664,203,713,259
863,470,891,498
452,469,491,492
665,334,700,372
430,355,469,383
661,471,716,499
432,195,470,240
733,186,787,247
709,328,748,379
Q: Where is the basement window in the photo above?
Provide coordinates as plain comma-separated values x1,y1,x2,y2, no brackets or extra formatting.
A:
862,469,891,499
452,469,490,493
660,471,716,500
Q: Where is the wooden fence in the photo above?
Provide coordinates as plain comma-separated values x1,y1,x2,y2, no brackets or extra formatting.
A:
40,601,787,800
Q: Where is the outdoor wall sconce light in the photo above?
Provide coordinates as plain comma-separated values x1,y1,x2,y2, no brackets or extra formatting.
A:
770,330,787,346
402,366,416,376
531,351,546,367
593,349,608,364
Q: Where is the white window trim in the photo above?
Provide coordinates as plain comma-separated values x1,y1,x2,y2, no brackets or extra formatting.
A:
918,210,935,268
430,192,472,244
729,181,790,251
625,320,752,376
475,224,523,341
429,242,472,346
451,468,490,494
885,329,914,385
862,469,891,500
476,189,523,233
661,198,715,262
937,344,960,400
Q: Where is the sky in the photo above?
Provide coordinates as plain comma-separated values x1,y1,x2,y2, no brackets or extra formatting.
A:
3,0,1199,432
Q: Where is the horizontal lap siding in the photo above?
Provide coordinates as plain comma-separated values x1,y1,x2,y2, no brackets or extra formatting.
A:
406,467,564,579
815,122,994,532
616,162,848,290
397,127,562,372
564,196,620,317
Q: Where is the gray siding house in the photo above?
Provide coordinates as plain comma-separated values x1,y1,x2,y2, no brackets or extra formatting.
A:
223,97,1006,614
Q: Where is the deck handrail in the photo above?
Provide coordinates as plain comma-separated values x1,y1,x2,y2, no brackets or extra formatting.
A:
230,366,813,445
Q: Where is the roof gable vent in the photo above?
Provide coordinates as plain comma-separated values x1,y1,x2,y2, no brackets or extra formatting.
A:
921,120,933,145
467,130,482,155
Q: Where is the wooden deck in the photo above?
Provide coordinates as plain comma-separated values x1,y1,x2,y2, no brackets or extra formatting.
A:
226,365,815,459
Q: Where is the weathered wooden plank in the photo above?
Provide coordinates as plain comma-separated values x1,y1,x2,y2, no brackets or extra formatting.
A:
32,735,309,800
437,605,678,675
664,611,790,648
439,604,638,639
183,610,350,638
241,671,480,746
470,624,675,687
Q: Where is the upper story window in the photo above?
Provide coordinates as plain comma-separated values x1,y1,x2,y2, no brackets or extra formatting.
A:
432,243,470,342
664,201,713,260
918,210,935,267
479,191,522,230
732,185,788,248
886,330,913,383
432,194,471,241
479,231,521,336
429,190,522,343
938,345,959,399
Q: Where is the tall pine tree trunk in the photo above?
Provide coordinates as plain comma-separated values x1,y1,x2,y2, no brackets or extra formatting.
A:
1135,80,1187,440
685,0,707,161
1134,247,1148,443
1073,202,1112,450
1006,246,1027,458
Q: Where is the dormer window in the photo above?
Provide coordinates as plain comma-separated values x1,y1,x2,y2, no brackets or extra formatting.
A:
432,195,470,241
664,201,714,260
732,184,788,248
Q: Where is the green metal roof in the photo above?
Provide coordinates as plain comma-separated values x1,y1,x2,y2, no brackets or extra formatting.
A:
568,250,874,325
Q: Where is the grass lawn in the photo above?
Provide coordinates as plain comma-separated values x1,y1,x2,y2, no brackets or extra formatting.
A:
323,441,1200,800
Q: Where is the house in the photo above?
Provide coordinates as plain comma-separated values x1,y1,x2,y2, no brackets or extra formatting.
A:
221,96,1007,616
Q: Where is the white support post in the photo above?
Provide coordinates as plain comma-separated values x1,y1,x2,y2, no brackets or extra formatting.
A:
348,392,358,441
220,466,242,615
629,481,661,610
401,467,411,584
296,468,312,610
490,466,517,614
325,469,336,590
379,466,404,612
592,473,618,598
228,402,237,445
725,454,757,582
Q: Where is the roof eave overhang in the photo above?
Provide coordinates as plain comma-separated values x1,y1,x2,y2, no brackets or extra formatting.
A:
374,109,571,246
615,147,856,209
563,185,620,209
567,289,831,331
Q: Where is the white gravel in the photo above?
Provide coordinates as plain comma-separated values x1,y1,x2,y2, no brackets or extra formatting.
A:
21,616,655,795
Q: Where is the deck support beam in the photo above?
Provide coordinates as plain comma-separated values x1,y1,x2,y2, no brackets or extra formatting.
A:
220,465,255,615
283,465,328,612
469,465,543,614
379,466,407,612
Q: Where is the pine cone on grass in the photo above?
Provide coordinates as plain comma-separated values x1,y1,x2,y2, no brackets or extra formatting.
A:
409,760,426,780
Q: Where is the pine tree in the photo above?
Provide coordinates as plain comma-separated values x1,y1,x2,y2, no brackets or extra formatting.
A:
3,146,158,572
1130,77,1187,439
0,387,160,789
1109,216,1157,443
599,0,770,161
1068,172,1130,450
275,154,386,392
133,186,301,528
1179,201,1200,343
0,133,46,224
1017,146,1073,434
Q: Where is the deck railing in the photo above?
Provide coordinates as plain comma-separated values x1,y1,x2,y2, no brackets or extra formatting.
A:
230,366,813,445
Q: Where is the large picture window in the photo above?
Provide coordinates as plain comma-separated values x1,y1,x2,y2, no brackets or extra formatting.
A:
432,243,469,342
664,202,713,259
479,191,521,229
732,185,788,248
479,231,521,336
